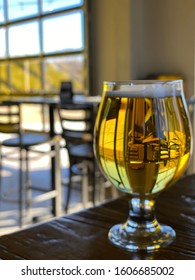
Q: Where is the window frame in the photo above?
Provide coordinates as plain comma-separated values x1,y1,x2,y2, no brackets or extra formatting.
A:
0,0,89,95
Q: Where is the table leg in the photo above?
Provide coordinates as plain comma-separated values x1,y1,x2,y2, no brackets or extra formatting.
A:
49,105,62,216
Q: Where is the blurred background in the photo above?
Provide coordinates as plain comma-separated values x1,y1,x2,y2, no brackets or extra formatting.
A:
1,1,194,97
0,0,195,232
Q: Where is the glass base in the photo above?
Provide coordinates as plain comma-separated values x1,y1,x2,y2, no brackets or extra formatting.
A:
109,223,176,252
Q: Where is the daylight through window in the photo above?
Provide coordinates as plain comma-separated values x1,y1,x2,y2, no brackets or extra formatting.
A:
0,0,88,94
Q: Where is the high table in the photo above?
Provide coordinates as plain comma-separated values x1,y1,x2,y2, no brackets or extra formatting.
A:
0,174,195,260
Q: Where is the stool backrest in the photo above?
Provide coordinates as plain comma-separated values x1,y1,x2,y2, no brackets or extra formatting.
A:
58,103,94,146
0,102,21,134
60,81,73,104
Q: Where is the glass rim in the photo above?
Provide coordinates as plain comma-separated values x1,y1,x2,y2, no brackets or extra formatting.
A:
103,80,183,86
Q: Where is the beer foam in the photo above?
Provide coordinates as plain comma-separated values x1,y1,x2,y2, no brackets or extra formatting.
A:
106,83,182,98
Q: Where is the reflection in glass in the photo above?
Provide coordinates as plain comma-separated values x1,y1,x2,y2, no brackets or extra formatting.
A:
43,11,84,53
0,27,6,58
44,55,84,92
8,0,38,20
0,0,4,22
42,0,83,13
8,21,40,57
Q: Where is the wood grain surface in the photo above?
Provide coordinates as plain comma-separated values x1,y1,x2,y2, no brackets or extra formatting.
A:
0,174,195,260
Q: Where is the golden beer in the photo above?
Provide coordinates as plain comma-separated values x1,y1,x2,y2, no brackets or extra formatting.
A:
94,80,192,251
95,94,191,196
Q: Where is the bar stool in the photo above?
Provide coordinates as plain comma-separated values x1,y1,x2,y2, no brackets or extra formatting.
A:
0,102,59,227
58,102,96,212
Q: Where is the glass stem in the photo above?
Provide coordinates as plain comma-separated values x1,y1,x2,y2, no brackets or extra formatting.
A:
126,197,159,232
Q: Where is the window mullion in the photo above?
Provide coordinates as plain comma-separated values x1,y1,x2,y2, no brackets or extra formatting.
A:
38,0,44,91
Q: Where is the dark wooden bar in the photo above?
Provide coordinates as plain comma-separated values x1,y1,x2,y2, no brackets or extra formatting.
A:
0,174,195,260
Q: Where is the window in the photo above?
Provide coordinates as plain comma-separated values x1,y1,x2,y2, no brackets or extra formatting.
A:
0,62,9,92
43,11,84,54
8,0,39,21
8,21,40,57
0,0,89,94
0,27,6,58
42,0,83,14
0,0,4,23
44,55,84,92
9,59,41,92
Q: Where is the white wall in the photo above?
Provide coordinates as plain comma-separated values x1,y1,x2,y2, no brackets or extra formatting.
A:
90,0,131,95
91,0,195,97
131,0,195,98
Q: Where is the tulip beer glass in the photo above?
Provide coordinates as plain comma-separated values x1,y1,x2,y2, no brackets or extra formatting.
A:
94,80,192,251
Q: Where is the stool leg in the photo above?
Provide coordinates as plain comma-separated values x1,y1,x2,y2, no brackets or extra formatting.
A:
25,149,31,219
81,165,88,208
0,146,2,201
64,168,72,213
0,146,3,214
19,148,24,227
92,160,96,205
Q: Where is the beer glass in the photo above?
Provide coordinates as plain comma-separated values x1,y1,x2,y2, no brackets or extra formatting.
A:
94,80,192,251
